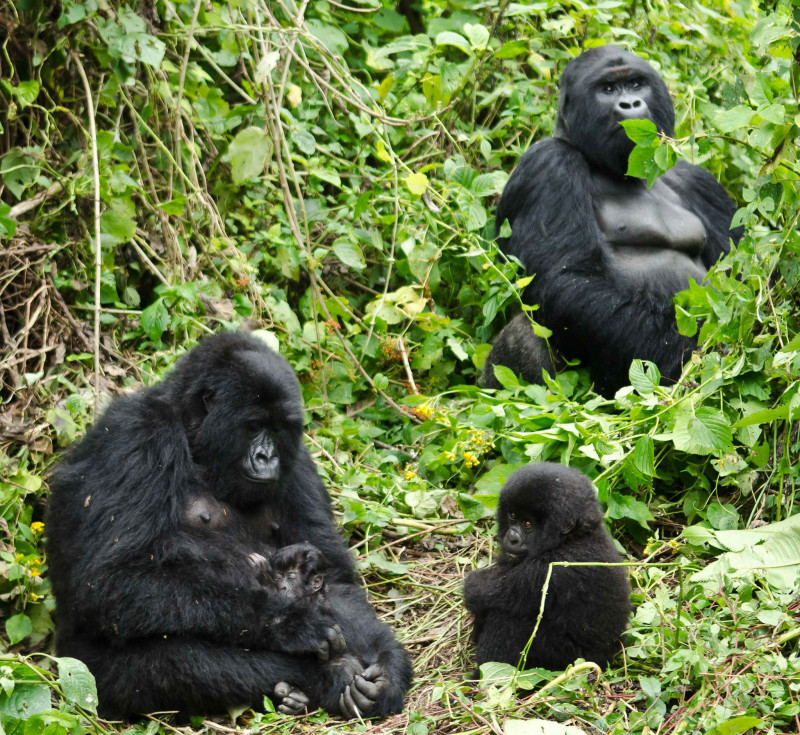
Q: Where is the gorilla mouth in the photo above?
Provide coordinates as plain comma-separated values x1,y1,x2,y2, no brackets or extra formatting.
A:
242,456,280,483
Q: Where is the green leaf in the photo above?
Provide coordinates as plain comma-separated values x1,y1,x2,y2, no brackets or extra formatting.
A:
472,171,508,197
672,407,733,455
713,105,755,132
709,717,765,735
494,40,528,58
363,552,407,575
639,675,661,699
57,657,98,713
406,172,428,196
607,491,654,527
306,19,349,55
6,613,32,644
691,515,800,591
332,240,366,271
0,683,50,720
140,299,169,343
620,118,659,145
9,81,40,108
435,31,471,55
463,23,489,49
629,436,657,477
224,127,273,184
629,359,660,395
100,198,136,245
675,304,698,337
0,149,40,200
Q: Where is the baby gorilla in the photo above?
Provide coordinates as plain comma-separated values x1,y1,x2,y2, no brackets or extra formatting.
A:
183,494,345,664
262,543,412,719
464,463,631,671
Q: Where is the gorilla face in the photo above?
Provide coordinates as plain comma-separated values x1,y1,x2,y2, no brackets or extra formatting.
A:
555,46,675,178
497,463,603,558
172,333,305,507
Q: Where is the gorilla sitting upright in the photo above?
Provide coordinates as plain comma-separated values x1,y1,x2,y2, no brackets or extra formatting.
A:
46,331,411,720
484,46,742,396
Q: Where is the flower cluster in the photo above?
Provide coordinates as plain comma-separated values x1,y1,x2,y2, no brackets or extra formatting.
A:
442,428,495,469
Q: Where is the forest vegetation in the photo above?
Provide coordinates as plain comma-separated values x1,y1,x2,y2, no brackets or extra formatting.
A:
0,0,799,733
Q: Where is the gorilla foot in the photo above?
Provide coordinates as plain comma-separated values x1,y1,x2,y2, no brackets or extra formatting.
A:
338,663,389,719
274,682,309,715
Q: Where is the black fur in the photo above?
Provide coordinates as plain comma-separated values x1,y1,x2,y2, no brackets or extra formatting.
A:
463,463,631,671
269,544,413,718
46,331,410,719
486,46,742,396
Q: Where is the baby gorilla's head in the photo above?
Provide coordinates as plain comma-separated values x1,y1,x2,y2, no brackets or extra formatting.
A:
270,543,327,599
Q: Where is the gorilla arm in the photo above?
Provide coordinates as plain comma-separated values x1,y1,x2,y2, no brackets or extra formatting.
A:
664,161,741,268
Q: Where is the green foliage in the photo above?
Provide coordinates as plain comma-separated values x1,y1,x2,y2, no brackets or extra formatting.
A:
1,0,799,732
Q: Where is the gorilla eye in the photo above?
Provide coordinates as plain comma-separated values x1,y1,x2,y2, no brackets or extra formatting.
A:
630,79,643,90
601,83,615,94
509,512,517,521
523,520,532,530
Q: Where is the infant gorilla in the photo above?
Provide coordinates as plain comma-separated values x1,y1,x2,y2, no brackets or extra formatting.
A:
253,543,412,718
464,464,631,672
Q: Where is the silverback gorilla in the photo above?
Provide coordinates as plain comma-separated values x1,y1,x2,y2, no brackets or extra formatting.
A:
464,464,631,671
46,331,411,720
484,46,742,396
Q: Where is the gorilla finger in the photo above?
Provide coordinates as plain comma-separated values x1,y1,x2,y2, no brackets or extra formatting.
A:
278,702,304,716
361,663,386,682
351,674,380,701
327,624,346,653
348,677,377,711
339,686,361,719
316,638,330,662
288,691,310,707
274,681,292,698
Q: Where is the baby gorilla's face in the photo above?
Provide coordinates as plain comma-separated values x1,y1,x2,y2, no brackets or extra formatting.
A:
269,543,326,599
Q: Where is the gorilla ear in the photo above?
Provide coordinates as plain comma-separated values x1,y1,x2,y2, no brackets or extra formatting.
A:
560,518,577,535
309,574,324,593
201,390,215,414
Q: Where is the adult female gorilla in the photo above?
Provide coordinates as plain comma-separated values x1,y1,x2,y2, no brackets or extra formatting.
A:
47,331,411,720
484,46,742,396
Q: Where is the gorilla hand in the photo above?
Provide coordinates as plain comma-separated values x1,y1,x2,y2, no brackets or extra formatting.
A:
339,663,390,719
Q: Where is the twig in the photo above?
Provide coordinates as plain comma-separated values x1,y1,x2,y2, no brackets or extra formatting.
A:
8,182,63,219
398,338,419,394
69,50,102,418
47,276,92,351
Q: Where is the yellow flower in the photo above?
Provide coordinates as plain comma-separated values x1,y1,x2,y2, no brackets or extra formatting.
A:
29,568,41,577
14,553,24,562
31,522,45,534
30,593,39,602
463,452,479,468
404,469,417,481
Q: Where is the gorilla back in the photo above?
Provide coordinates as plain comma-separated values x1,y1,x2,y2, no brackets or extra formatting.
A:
487,46,741,396
46,331,410,719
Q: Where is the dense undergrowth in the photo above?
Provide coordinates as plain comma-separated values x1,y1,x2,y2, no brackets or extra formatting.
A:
1,0,799,733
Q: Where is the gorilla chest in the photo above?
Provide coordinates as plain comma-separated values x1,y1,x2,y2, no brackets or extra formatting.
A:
593,174,707,286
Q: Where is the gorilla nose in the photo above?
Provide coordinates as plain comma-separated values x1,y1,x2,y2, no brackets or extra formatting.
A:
615,96,646,118
253,446,272,462
503,528,526,554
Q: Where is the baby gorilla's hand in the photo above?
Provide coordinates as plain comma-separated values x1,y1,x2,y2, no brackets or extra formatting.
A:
273,682,309,715
315,622,346,662
247,552,269,573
